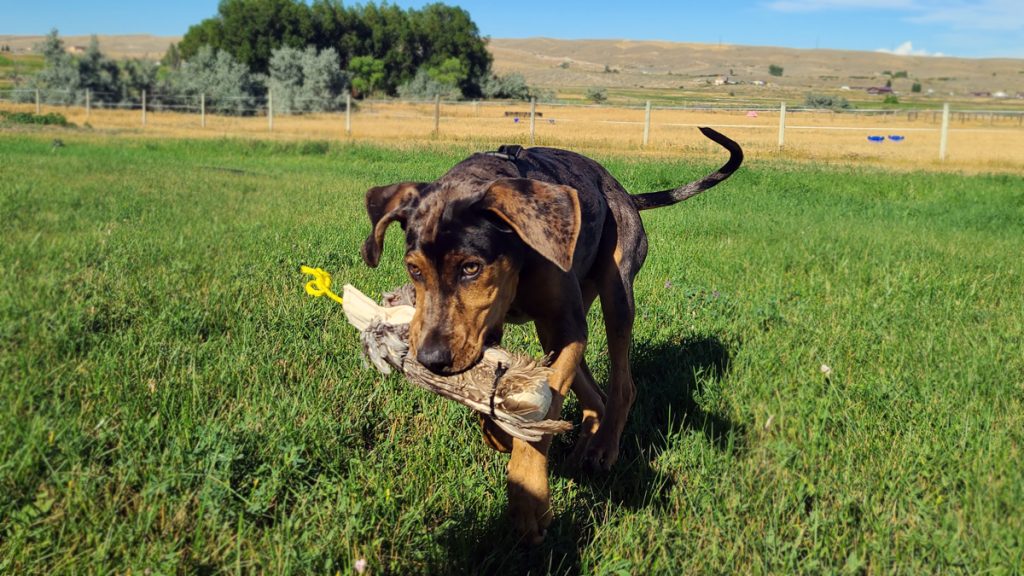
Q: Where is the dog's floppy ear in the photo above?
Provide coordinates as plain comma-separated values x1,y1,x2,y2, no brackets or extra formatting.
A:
478,178,581,272
362,181,425,267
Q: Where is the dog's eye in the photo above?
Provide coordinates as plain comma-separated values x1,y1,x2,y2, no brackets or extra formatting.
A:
406,263,423,280
460,261,482,279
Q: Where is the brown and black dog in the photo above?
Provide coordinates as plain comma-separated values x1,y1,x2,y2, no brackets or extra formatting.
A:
361,127,742,543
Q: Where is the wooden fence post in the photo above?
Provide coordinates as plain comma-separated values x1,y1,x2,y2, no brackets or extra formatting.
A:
778,101,787,150
268,90,274,132
642,100,651,147
201,93,206,128
85,89,91,122
939,103,950,161
35,89,40,114
433,94,441,137
345,93,351,137
142,90,147,127
529,98,537,145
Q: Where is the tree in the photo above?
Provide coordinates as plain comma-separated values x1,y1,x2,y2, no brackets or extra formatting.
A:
409,3,491,97
586,87,607,104
179,0,312,75
162,43,182,70
121,59,160,103
77,36,122,104
911,82,922,93
425,57,467,87
174,46,259,114
348,55,384,97
267,45,349,113
769,64,784,77
177,1,493,98
23,29,81,105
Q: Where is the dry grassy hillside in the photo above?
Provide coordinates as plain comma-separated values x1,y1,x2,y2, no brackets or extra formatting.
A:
490,37,1024,100
2,33,1022,102
0,34,179,60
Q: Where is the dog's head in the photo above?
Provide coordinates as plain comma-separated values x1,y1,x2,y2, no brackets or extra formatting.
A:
361,177,580,374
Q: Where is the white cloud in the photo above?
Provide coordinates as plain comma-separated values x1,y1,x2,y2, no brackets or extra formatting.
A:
876,41,944,57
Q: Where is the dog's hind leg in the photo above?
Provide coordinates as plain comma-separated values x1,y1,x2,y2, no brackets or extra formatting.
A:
580,263,639,472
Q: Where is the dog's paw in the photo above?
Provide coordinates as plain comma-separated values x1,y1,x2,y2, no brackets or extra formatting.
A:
507,475,551,544
507,448,552,544
577,426,621,472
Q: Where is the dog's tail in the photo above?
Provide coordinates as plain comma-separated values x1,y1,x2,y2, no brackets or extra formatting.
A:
630,127,743,211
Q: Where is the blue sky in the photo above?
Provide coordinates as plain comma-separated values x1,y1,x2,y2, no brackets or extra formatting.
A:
4,0,1022,59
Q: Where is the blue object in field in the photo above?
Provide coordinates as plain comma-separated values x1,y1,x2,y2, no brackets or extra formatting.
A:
888,135,905,142
513,117,520,123
867,135,885,142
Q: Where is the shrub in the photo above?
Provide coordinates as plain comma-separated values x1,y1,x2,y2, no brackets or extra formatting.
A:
0,110,72,126
397,68,462,100
883,94,900,105
174,46,260,115
586,87,607,104
769,64,784,77
911,82,922,93
804,93,852,110
266,46,349,113
482,72,530,100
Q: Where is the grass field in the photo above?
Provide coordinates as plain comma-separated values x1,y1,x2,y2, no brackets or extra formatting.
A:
0,54,44,90
1,129,1023,574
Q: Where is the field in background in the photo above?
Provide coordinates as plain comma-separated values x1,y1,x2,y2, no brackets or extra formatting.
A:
2,133,1022,573
2,98,1023,173
0,54,44,90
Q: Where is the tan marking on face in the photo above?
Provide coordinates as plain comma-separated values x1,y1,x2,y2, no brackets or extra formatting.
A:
406,250,521,373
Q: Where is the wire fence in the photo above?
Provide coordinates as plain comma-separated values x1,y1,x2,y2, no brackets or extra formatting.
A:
3,88,1023,171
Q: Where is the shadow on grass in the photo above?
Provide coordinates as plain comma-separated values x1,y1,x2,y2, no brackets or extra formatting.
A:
435,335,744,575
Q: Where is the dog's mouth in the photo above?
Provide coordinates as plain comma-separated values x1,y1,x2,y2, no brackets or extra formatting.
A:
434,338,499,376
484,330,502,348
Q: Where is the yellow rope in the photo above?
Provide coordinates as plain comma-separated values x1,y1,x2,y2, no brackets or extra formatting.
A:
301,265,344,305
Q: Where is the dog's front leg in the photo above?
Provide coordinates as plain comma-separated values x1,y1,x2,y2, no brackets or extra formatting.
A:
507,311,585,544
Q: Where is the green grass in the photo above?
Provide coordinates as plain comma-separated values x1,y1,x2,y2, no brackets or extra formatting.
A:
1,132,1022,574
0,53,44,90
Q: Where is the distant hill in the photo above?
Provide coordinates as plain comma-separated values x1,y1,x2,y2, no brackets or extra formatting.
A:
489,38,1024,100
0,34,179,60
2,34,1021,99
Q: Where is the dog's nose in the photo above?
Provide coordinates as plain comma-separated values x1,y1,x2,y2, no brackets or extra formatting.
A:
416,341,453,374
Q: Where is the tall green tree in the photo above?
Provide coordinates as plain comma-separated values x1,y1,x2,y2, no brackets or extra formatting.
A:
177,1,494,98
77,36,122,103
410,3,491,97
179,0,313,75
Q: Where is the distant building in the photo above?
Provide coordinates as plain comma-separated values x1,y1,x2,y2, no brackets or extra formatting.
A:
867,86,894,95
67,45,86,54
